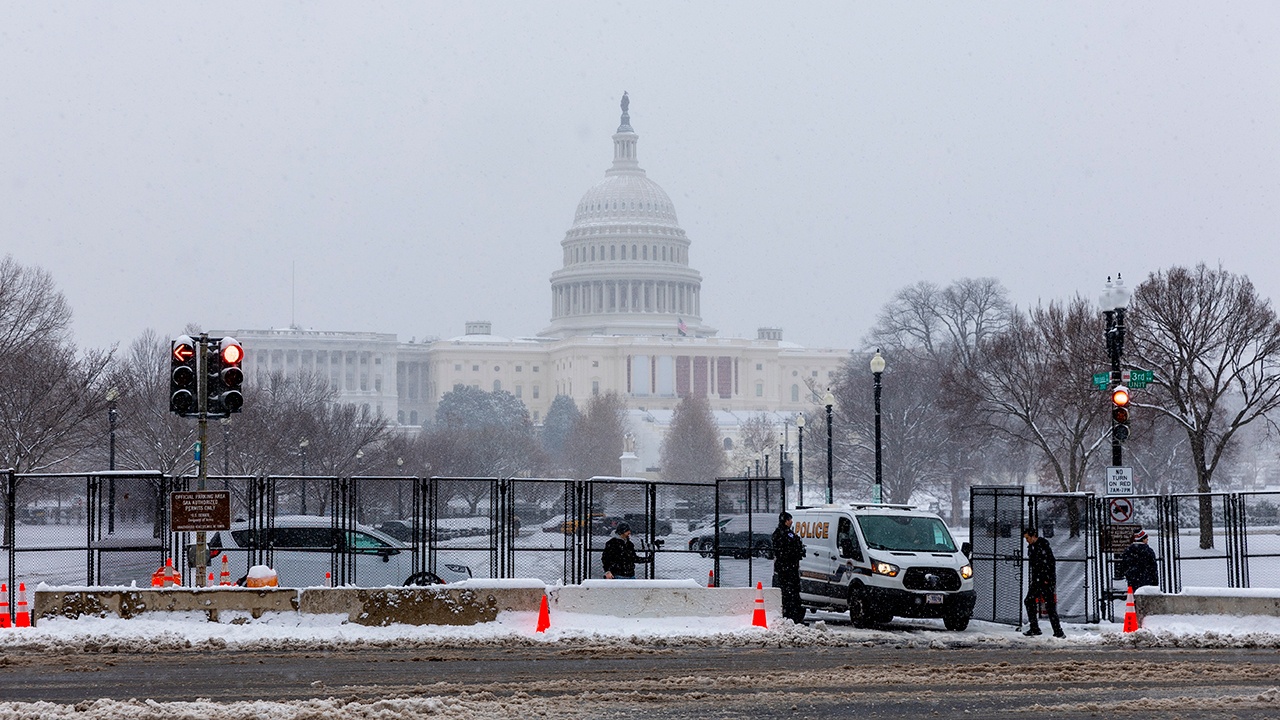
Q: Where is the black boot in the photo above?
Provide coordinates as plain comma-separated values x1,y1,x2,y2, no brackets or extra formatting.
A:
1023,626,1042,636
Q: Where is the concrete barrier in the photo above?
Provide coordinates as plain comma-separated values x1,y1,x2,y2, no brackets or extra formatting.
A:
35,588,299,624
1136,586,1280,620
549,579,782,618
33,580,780,626
299,583,545,626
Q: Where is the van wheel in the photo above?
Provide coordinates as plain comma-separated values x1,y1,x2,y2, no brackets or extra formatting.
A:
848,586,873,628
944,611,971,631
404,572,446,586
699,540,714,558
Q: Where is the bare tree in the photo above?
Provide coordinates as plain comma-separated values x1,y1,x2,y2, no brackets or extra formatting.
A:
953,297,1111,534
862,278,1010,521
730,413,778,476
1129,264,1280,548
0,257,113,473
109,329,198,475
566,392,629,478
660,394,725,484
832,351,950,505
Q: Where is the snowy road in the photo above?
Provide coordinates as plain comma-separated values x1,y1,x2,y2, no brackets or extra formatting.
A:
3,614,1280,718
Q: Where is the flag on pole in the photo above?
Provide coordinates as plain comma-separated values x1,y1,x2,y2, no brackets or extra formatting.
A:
677,318,688,336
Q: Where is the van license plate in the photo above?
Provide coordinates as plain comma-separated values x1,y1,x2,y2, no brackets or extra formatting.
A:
925,593,944,605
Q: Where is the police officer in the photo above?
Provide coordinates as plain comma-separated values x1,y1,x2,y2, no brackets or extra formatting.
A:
772,512,807,624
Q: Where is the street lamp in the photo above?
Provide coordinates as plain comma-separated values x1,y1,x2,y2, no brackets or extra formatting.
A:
298,438,310,514
396,457,405,517
823,389,835,504
870,350,886,504
106,387,118,533
1099,275,1131,466
795,413,806,507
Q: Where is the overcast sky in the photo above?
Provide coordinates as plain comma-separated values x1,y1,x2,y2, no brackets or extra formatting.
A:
3,3,1278,353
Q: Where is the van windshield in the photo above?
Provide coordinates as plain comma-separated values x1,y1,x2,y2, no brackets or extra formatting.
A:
857,515,957,553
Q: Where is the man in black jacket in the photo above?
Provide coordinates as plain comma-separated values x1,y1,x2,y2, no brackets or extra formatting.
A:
772,512,807,624
1119,528,1158,591
1022,526,1064,638
602,522,650,579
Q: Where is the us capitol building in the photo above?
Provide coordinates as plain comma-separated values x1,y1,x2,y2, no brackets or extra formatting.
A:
224,95,849,472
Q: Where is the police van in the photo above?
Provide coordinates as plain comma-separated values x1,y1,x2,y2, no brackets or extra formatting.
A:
791,504,975,630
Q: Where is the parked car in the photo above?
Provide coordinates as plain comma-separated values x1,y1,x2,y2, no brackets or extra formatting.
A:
208,515,472,587
687,513,777,559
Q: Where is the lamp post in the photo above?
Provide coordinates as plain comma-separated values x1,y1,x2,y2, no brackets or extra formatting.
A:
396,457,405,517
106,387,118,533
299,438,310,514
823,389,835,504
870,350,886,504
1099,275,1131,466
795,413,806,507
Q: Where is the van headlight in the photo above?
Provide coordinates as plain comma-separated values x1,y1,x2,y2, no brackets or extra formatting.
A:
960,564,973,580
871,560,900,577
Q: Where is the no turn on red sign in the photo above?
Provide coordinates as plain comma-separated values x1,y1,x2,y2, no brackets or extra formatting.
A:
1108,497,1134,524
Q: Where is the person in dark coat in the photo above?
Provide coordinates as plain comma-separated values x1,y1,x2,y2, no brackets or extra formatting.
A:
772,512,807,624
602,522,650,579
1022,526,1064,638
1119,528,1158,591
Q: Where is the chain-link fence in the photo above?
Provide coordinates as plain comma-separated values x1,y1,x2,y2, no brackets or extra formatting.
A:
0,470,788,618
970,486,1280,626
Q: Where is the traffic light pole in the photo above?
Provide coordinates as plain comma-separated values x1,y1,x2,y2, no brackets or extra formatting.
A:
193,334,210,588
1105,307,1126,467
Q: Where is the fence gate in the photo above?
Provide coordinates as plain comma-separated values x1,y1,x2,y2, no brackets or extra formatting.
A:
968,486,1025,625
1028,493,1099,624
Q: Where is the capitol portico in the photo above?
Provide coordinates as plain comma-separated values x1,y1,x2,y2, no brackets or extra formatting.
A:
224,95,849,472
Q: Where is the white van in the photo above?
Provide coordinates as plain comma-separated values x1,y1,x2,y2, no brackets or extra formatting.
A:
791,504,975,630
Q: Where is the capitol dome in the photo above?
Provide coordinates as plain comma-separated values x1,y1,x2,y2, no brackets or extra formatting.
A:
541,94,713,339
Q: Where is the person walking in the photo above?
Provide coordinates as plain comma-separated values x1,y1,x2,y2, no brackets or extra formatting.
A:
772,512,807,625
1119,528,1158,591
1022,526,1064,638
602,522,650,579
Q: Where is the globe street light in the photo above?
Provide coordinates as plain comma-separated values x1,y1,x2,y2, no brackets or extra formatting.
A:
823,389,835,504
870,350,886,504
795,412,806,507
1099,275,1131,466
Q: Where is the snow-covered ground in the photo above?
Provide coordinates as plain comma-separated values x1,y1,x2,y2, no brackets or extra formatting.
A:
1,607,1279,718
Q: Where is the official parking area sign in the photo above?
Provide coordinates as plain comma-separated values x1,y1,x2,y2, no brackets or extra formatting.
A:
169,491,231,532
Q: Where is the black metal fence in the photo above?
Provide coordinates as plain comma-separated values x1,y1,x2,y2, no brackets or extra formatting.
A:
970,486,1280,627
0,470,787,615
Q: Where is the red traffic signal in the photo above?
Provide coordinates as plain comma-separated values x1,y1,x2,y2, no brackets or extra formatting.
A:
210,337,244,415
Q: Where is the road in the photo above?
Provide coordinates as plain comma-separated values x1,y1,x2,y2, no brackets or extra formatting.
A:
3,640,1280,718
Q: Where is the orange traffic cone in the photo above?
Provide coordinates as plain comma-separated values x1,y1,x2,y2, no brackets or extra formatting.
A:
151,566,165,587
324,571,332,588
535,594,551,633
14,583,30,628
163,558,180,587
707,570,715,588
0,583,9,628
1122,586,1139,633
219,555,231,586
751,581,767,628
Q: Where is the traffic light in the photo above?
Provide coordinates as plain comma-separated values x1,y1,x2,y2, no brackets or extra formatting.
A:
1111,384,1131,441
207,337,245,416
170,335,197,415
